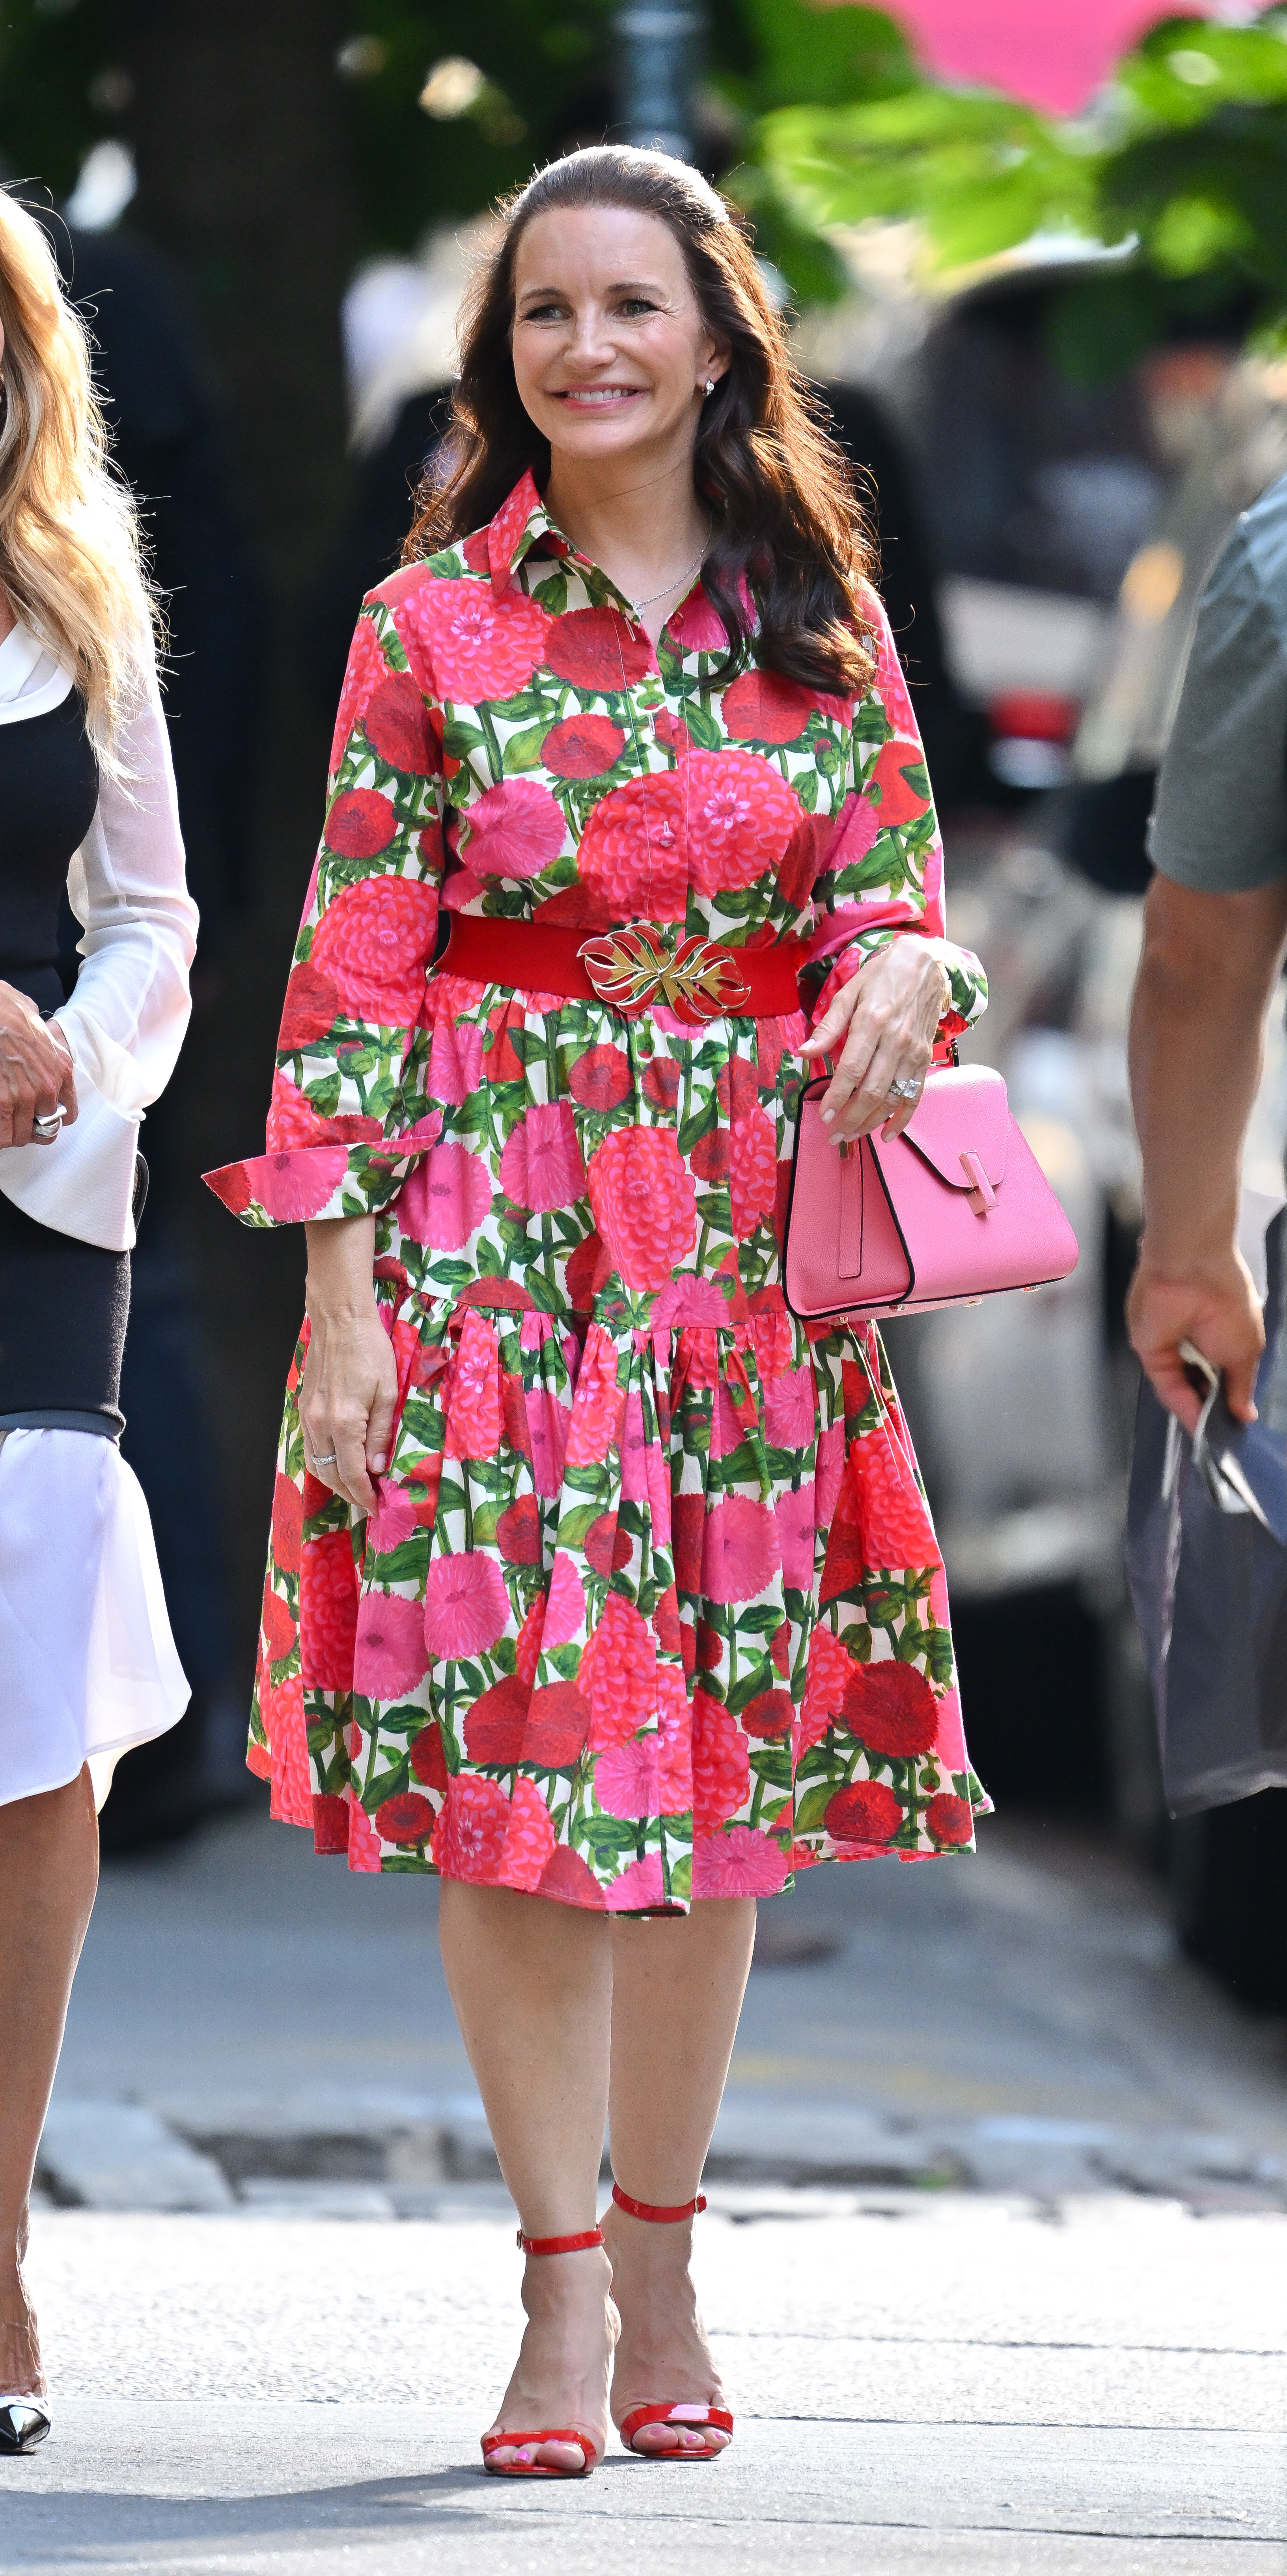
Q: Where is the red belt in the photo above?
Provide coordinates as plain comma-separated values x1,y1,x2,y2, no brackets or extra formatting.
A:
439,912,805,1024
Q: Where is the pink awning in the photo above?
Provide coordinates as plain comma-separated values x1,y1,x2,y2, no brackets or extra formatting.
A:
893,0,1205,116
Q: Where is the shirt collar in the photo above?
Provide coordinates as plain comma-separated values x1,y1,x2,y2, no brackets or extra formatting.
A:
486,470,579,597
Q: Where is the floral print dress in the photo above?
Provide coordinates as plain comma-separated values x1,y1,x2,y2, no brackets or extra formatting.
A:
207,470,990,1907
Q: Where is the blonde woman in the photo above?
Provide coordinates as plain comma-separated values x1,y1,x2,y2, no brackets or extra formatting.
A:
0,191,196,2455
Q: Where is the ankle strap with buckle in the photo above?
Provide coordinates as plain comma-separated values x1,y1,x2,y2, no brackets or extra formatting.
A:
610,2183,707,2223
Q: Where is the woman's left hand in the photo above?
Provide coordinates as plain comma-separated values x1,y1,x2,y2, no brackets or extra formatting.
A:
800,939,950,1144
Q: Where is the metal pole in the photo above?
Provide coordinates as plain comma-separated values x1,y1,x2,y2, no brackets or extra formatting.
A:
613,6,705,161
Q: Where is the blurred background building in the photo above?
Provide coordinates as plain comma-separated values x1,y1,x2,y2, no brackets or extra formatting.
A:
2,0,1284,2000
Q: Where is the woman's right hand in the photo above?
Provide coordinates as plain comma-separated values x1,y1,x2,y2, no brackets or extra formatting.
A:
0,983,78,1146
301,1215,398,1514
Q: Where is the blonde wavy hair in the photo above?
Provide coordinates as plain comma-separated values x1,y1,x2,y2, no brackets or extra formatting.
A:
0,188,157,760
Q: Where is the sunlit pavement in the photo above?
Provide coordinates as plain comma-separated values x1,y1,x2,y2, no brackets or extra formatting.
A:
9,1804,1286,2568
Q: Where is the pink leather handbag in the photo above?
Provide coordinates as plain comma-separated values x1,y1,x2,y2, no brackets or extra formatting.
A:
783,1061,1079,1322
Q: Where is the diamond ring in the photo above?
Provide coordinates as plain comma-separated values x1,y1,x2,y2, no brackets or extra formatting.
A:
886,1076,920,1102
311,1451,338,1467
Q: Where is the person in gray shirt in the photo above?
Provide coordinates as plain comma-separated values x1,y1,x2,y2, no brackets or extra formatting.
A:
1129,468,1287,1426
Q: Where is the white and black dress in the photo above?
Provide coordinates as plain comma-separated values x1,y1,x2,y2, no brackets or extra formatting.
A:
0,621,197,1806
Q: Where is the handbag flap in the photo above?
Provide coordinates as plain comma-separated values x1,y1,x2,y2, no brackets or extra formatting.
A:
899,1063,1009,1191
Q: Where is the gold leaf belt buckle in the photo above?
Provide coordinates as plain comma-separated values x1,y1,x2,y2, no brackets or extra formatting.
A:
576,924,752,1025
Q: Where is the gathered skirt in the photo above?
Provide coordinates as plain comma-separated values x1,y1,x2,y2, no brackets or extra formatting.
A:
248,975,989,1906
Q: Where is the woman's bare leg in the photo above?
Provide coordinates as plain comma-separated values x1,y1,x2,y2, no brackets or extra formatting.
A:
0,1767,99,2401
438,1880,616,2472
603,1896,756,2455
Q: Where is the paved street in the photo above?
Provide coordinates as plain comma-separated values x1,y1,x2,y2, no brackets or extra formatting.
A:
5,1801,1285,2570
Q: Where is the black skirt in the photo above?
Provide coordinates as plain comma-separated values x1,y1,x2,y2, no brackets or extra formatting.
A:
0,1189,130,1435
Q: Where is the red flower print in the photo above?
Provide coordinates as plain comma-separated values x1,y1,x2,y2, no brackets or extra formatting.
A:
729,1107,779,1240
843,1659,939,1761
689,1129,729,1185
702,1494,777,1604
309,875,436,1027
803,1623,854,1735
565,1229,609,1311
595,1737,660,1817
397,1140,493,1250
251,1148,350,1223
692,1695,750,1829
544,605,653,691
569,1044,632,1112
652,710,691,757
464,1673,532,1765
588,1127,698,1292
667,586,726,652
542,1550,586,1648
564,1327,623,1467
576,769,687,920
428,1013,484,1106
542,713,627,778
584,1588,656,1748
515,1594,544,1688
409,1720,450,1789
765,1362,815,1451
500,1102,586,1213
721,668,817,746
605,1852,667,1911
497,1493,542,1564
463,777,567,878
771,1618,791,1676
868,734,930,829
300,1528,358,1689
353,1592,431,1700
261,1582,295,1666
362,673,438,774
824,1778,903,1843
497,1775,557,1890
925,1791,973,1845
671,1492,705,1596
431,1774,512,1880
819,1491,867,1605
714,1057,762,1120
375,1790,436,1845
696,1619,724,1671
279,962,341,1050
526,1682,590,1767
679,1620,697,1678
272,1473,303,1575
394,575,548,703
584,1510,633,1577
651,1584,683,1655
526,1387,573,1496
641,1055,681,1113
267,1072,383,1154
774,1482,816,1591
330,613,386,774
693,1825,789,1898
686,749,801,897
741,1689,794,1739
324,787,397,858
777,812,834,911
850,1428,937,1571
539,1845,606,1908
444,1311,503,1459
312,1793,350,1856
423,1549,510,1659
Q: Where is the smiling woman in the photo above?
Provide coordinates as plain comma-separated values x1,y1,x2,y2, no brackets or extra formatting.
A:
206,141,988,2487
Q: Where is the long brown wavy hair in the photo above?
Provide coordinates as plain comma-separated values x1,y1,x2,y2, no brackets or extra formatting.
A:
405,146,877,698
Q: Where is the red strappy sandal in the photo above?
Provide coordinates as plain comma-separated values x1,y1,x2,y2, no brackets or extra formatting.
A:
609,2184,735,2462
479,2226,605,2479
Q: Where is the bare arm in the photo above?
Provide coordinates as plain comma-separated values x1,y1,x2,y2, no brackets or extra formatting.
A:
300,1215,397,1515
1127,873,1287,1429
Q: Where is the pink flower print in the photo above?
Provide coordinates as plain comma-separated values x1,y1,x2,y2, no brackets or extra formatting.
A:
802,1622,854,1752
584,1588,657,1748
692,1694,750,1830
656,1663,693,1813
710,1379,750,1461
444,1311,503,1459
595,1737,659,1818
252,1148,350,1224
605,1852,667,1912
565,1327,623,1468
618,1391,650,1500
423,1549,510,1659
463,777,567,878
729,1108,779,1241
765,1362,815,1452
588,1127,698,1292
366,1487,421,1556
428,1013,485,1107
525,1389,572,1498
543,1550,586,1648
815,1420,845,1532
500,1102,586,1213
397,1139,493,1250
267,1071,382,1154
539,1845,607,1908
329,611,386,775
394,574,548,704
775,1481,817,1591
431,1774,512,1882
667,585,726,652
344,1786,384,1874
497,1774,558,1892
701,1494,777,1604
300,1528,358,1690
692,1825,789,1899
353,1593,431,1700
686,749,801,897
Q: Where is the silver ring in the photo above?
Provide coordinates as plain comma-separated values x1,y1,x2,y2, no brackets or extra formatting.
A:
886,1076,919,1102
310,1451,338,1467
31,1107,66,1144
